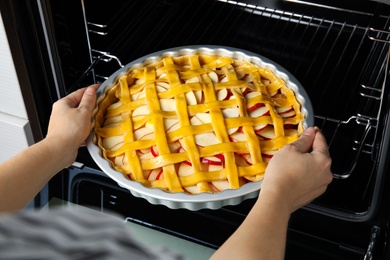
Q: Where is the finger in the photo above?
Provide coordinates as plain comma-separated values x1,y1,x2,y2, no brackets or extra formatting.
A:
312,129,330,156
62,87,87,108
290,127,316,153
78,84,99,113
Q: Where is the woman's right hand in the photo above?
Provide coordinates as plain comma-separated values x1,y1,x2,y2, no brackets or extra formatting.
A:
259,127,333,213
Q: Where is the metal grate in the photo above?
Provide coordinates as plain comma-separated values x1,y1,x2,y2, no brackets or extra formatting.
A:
77,0,390,221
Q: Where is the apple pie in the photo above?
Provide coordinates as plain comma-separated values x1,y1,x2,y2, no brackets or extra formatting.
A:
93,54,305,194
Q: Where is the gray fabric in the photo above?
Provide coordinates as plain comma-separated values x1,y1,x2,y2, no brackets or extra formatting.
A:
0,207,184,260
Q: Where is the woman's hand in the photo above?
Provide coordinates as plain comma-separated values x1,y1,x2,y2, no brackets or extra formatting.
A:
212,127,333,260
46,84,99,167
0,84,99,212
260,126,333,213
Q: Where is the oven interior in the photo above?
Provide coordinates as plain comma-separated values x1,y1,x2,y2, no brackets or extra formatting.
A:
39,0,390,258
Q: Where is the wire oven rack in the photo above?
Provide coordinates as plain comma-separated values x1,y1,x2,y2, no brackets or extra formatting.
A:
73,0,390,221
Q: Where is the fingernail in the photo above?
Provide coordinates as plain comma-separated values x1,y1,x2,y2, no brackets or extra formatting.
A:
313,126,321,132
85,86,96,96
303,127,315,136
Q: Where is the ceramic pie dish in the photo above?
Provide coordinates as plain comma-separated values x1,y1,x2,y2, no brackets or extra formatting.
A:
86,45,314,210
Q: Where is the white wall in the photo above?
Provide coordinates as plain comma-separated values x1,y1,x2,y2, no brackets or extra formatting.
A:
0,11,34,163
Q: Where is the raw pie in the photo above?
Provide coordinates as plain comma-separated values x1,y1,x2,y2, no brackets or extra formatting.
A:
94,54,305,194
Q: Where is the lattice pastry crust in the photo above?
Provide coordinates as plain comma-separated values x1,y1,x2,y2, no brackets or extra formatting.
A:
94,54,305,194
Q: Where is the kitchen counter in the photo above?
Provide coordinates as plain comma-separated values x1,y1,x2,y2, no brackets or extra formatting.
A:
47,198,216,259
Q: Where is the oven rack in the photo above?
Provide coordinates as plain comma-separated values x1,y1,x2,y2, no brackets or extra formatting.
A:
74,42,389,182
74,1,390,182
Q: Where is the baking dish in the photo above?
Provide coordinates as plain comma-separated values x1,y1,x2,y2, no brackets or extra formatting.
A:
86,45,314,210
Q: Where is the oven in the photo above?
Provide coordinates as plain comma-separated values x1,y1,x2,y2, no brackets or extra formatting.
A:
1,0,390,258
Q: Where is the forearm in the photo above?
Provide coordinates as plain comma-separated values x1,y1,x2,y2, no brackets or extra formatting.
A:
211,191,291,260
0,137,74,212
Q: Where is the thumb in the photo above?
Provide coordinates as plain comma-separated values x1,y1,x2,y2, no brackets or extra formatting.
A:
78,84,99,113
290,127,316,153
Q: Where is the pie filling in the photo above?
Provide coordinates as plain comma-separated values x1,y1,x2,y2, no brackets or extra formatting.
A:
94,54,305,194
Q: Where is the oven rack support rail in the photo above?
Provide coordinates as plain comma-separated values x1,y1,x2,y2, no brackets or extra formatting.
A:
67,50,124,95
325,27,390,179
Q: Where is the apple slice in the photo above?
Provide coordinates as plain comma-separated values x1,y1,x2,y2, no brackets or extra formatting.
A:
222,107,240,118
262,150,278,158
241,88,250,96
280,110,296,118
254,123,268,132
185,185,201,194
138,147,151,155
145,120,154,130
194,90,203,103
177,162,200,194
235,154,251,166
107,101,122,110
104,115,122,127
139,152,154,160
185,77,199,83
276,107,293,114
151,146,159,157
242,154,253,165
269,91,278,97
242,74,253,83
132,105,149,117
158,73,167,79
177,147,192,166
178,139,187,151
229,94,236,100
183,161,192,166
208,164,223,172
134,127,154,140
229,132,247,142
131,89,145,100
211,180,230,192
102,136,124,150
147,168,163,181
201,155,224,166
169,141,181,153
217,88,229,101
185,91,198,105
209,164,229,191
236,71,246,80
208,72,218,83
245,91,261,100
222,107,240,134
227,127,239,135
135,79,145,85
190,115,203,126
194,132,220,147
247,103,264,112
156,82,170,90
156,85,168,93
160,99,176,111
163,118,180,132
256,125,275,140
214,154,225,161
261,78,271,85
248,106,269,118
114,155,125,166
195,113,212,124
